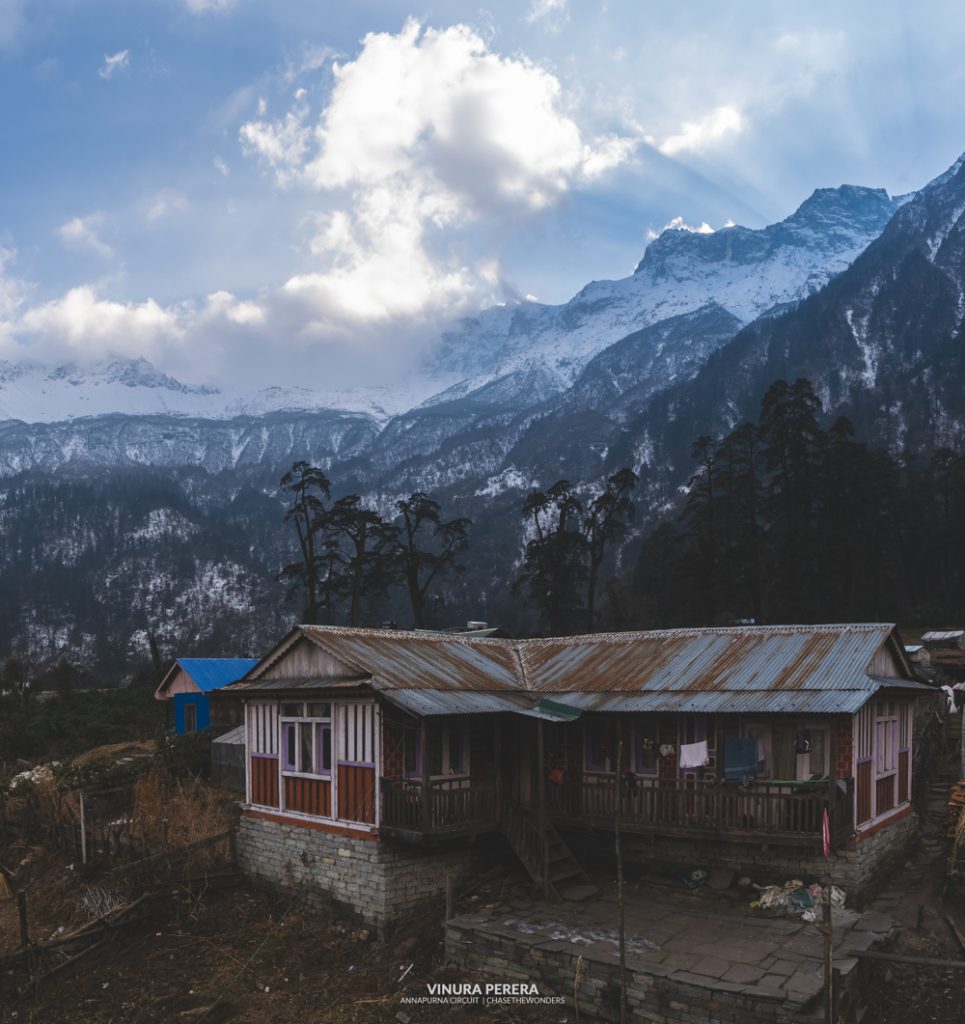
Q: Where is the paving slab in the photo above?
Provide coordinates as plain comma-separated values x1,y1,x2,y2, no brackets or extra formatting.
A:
721,963,766,984
689,956,731,979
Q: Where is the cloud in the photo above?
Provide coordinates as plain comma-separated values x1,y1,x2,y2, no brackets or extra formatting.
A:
240,20,636,324
144,188,189,222
213,157,229,176
16,287,182,361
645,216,716,241
0,245,25,321
526,0,567,25
183,0,236,13
57,214,113,259
0,0,24,54
98,49,130,80
658,105,743,156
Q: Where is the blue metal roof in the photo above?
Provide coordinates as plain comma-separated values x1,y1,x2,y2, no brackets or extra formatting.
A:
177,658,259,693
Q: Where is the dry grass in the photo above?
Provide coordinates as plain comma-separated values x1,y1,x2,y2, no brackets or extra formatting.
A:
132,766,236,871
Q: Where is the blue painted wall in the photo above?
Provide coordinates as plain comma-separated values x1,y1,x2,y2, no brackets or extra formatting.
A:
173,692,210,734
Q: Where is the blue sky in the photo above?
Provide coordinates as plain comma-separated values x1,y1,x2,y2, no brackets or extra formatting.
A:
1,0,964,389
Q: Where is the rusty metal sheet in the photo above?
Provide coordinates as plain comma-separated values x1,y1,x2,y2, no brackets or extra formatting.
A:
229,623,914,715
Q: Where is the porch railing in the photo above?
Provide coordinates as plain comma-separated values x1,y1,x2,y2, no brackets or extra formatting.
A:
380,778,498,836
548,777,854,846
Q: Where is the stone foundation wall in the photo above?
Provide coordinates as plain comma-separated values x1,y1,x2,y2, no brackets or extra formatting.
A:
446,922,834,1024
563,810,919,903
236,813,492,934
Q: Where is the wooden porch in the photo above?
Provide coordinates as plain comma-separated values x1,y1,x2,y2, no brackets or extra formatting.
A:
378,775,854,849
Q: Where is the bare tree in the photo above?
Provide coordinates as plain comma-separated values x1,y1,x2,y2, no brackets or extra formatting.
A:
388,493,471,628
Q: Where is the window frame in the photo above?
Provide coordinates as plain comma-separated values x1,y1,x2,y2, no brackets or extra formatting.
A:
739,718,830,781
280,702,333,780
403,724,471,779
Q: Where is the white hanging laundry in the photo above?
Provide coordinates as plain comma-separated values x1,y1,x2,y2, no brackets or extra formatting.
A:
679,740,709,769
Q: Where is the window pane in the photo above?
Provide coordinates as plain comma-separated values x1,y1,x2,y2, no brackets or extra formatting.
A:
770,725,797,779
875,722,885,773
404,732,417,775
307,703,331,719
283,723,297,771
428,731,443,775
636,718,658,773
449,731,465,773
806,729,826,777
299,722,313,773
282,703,303,718
316,724,332,772
585,724,611,772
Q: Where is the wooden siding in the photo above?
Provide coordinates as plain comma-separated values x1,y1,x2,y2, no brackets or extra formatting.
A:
856,760,872,824
868,645,902,678
337,703,376,764
260,637,357,681
876,774,896,815
248,703,278,755
284,776,331,817
338,764,375,823
250,754,279,808
898,749,909,804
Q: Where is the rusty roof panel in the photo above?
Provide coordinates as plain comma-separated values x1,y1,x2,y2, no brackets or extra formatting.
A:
229,623,917,714
300,626,521,692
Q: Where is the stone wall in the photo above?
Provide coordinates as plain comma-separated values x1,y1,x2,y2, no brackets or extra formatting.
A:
564,810,919,904
446,919,839,1024
236,813,493,934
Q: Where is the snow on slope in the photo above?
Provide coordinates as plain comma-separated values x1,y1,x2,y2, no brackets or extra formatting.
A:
424,185,900,403
0,357,429,425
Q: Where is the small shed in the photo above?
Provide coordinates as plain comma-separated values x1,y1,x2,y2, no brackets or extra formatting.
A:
155,658,259,735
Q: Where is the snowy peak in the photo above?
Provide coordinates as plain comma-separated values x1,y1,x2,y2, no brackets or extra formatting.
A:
634,185,898,277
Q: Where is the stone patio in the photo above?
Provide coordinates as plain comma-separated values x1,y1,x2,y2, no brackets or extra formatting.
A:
446,881,894,1023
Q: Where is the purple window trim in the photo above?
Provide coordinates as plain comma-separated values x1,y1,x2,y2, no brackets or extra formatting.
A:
282,722,297,772
281,770,332,780
338,760,375,768
251,752,278,759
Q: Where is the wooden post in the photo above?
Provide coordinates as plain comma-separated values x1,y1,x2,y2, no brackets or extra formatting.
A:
494,716,503,827
714,715,722,832
537,719,548,899
823,800,834,1024
17,890,29,948
615,720,627,1024
79,789,87,866
420,718,431,835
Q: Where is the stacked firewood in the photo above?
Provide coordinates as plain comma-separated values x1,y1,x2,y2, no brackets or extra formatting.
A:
948,781,965,838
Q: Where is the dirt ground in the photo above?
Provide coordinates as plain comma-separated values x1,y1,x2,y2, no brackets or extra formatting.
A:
0,846,556,1024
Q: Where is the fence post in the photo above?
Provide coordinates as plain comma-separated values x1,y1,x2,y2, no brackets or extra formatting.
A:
79,789,87,865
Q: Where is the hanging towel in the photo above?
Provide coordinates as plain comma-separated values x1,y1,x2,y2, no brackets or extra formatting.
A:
679,740,709,769
723,736,758,779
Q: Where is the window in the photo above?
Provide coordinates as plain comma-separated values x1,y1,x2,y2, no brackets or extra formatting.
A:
184,703,197,733
633,718,659,775
280,702,332,777
404,725,470,777
741,720,829,781
875,702,898,776
584,722,613,773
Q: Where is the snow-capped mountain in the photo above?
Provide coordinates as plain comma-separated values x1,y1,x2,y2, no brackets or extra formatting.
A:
0,357,415,425
7,154,965,672
424,184,900,401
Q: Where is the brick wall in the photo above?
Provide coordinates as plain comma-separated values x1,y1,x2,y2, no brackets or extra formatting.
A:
236,813,492,935
834,716,854,780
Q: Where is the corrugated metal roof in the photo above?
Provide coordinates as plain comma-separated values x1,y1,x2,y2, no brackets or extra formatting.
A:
922,630,964,641
174,658,259,693
518,625,897,694
228,623,922,717
212,725,245,745
379,690,585,720
298,626,521,692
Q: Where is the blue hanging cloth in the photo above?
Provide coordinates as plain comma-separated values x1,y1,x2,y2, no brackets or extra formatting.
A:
723,736,758,779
